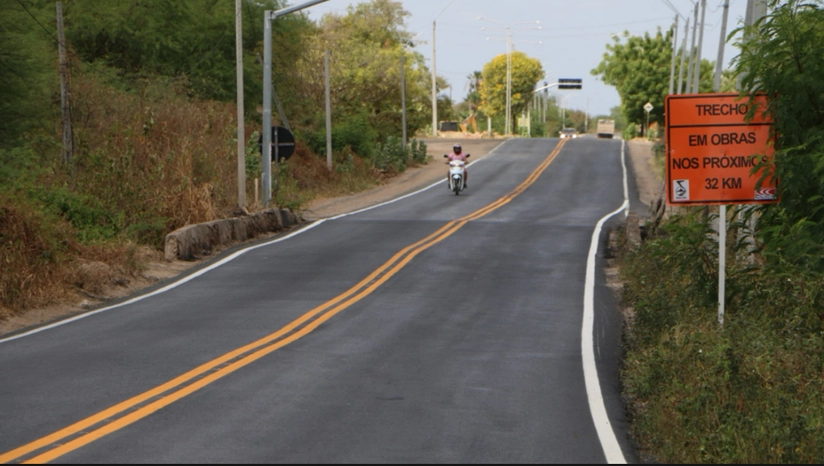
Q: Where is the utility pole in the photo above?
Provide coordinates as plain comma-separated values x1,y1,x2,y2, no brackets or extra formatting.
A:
56,2,73,167
668,15,679,95
713,2,730,92
431,21,438,136
692,0,707,94
235,0,246,209
677,17,689,94
686,2,699,94
401,49,407,146
585,97,589,133
325,50,332,171
506,28,512,135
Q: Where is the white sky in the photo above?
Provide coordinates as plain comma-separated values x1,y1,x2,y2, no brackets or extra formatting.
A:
301,0,749,117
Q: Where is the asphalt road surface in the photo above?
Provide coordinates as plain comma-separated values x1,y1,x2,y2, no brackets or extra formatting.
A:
0,137,638,463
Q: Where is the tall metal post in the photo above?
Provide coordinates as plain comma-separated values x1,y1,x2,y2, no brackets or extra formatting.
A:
401,49,407,146
431,21,438,135
261,0,330,206
235,0,246,208
668,15,679,95
262,12,273,205
505,26,512,136
692,0,707,94
325,50,332,171
713,2,730,92
677,17,689,94
56,2,73,167
686,2,699,94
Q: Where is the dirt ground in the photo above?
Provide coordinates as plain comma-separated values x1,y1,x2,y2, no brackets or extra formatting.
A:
626,138,665,212
0,136,662,337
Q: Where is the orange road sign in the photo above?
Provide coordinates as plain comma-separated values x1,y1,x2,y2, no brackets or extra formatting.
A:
666,93,778,205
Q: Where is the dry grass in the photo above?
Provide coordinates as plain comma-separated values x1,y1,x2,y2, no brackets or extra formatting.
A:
1,70,392,320
69,73,238,242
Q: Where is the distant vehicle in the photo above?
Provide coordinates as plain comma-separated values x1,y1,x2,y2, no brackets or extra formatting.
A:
597,119,615,139
559,128,578,139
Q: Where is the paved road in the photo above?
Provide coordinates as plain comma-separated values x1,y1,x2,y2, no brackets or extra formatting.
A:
0,138,636,463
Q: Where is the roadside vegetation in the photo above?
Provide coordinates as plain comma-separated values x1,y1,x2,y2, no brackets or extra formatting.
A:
0,0,567,321
0,0,438,319
599,0,824,461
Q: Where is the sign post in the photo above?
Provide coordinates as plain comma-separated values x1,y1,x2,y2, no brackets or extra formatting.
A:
644,102,653,137
666,93,777,326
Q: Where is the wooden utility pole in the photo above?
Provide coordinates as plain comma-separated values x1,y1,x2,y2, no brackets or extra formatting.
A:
56,2,73,166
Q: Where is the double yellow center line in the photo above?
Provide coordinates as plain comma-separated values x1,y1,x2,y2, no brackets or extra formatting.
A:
2,139,567,464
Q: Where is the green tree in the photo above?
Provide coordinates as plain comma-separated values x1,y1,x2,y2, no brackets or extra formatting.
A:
479,51,544,132
465,70,482,113
64,0,309,106
296,0,433,142
591,28,713,127
732,0,824,269
0,0,55,150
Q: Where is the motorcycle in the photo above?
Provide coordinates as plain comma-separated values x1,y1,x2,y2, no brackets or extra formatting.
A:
444,153,470,195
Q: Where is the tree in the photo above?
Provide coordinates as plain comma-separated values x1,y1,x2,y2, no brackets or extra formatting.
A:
465,71,482,113
0,0,55,150
479,51,543,132
296,0,432,141
591,28,713,127
732,0,824,269
64,0,309,105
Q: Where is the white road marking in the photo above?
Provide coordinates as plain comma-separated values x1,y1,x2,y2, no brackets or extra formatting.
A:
581,139,629,463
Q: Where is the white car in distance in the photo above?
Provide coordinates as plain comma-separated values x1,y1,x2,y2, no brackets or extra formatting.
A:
559,128,578,139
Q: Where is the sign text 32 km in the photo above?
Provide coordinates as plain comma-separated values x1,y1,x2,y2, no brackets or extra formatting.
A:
666,93,777,205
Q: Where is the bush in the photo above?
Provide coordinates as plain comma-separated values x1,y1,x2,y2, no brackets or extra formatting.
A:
623,122,638,140
301,113,377,161
373,135,408,172
410,139,428,165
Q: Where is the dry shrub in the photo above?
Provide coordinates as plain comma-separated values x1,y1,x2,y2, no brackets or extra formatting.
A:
0,197,77,316
69,72,238,245
276,142,379,209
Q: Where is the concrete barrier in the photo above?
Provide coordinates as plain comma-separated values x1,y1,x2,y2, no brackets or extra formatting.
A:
164,208,301,261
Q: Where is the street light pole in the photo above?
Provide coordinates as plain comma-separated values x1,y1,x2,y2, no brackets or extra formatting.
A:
479,18,540,135
262,0,329,206
431,0,459,137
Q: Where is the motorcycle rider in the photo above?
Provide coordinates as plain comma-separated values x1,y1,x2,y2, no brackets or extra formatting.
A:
446,144,468,188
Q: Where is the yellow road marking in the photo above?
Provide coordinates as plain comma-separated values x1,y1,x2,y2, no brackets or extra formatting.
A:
4,139,566,464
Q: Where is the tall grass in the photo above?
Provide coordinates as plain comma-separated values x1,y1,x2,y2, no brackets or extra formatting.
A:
67,73,236,246
620,212,824,462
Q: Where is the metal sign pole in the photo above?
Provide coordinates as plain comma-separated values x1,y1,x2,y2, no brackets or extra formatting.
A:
719,205,726,326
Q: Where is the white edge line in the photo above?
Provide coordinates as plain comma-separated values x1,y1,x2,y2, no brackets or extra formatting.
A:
621,140,629,218
0,140,511,344
582,142,629,464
